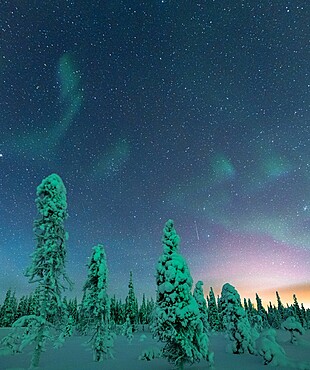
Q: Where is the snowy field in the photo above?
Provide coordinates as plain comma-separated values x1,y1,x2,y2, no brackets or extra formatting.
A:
1,328,309,370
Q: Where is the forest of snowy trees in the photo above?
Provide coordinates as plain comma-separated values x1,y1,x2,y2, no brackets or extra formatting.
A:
0,174,309,369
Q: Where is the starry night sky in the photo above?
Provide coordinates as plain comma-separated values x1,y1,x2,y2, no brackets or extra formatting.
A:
1,1,309,307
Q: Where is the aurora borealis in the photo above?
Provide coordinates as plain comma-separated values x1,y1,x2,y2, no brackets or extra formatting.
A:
1,1,309,307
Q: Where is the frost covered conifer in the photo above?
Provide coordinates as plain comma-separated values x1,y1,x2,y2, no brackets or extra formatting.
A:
281,316,305,344
0,289,17,327
193,281,209,332
146,297,155,324
208,287,221,331
125,271,138,331
153,219,213,369
122,315,133,343
300,303,309,329
16,295,29,320
292,294,303,326
257,329,287,366
220,283,256,355
255,293,269,330
276,291,285,320
81,244,114,361
139,294,148,329
28,287,40,316
1,174,71,368
267,302,282,329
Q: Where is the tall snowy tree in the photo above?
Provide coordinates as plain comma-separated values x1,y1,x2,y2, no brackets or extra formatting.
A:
276,291,285,320
125,271,138,331
220,283,256,355
81,244,114,361
139,294,148,329
300,303,309,329
255,293,269,329
292,294,303,325
146,297,155,324
208,287,221,331
193,281,209,333
152,219,213,369
2,174,71,368
267,302,282,329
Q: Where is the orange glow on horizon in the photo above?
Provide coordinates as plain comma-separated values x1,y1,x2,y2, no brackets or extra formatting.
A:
242,283,310,309
205,282,310,309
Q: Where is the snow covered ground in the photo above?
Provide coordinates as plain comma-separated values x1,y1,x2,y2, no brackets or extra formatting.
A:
1,327,309,370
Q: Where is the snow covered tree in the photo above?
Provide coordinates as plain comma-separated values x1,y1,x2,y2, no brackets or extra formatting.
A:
146,297,155,324
139,293,148,329
77,290,89,334
81,244,114,361
109,295,117,327
1,174,71,368
300,303,309,329
267,302,282,329
152,219,213,369
281,316,305,344
256,293,269,328
292,294,303,326
276,291,285,320
193,281,209,332
220,283,256,355
243,298,248,311
257,329,287,366
16,295,29,320
67,297,78,324
245,298,256,326
0,289,17,327
116,298,126,325
208,287,220,331
125,271,138,331
28,288,40,316
122,315,133,343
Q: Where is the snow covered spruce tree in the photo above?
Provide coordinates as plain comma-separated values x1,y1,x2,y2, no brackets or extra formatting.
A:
81,244,114,361
125,271,138,332
220,283,256,355
208,287,221,331
152,219,213,369
0,289,17,327
2,174,71,368
139,293,148,329
193,281,209,333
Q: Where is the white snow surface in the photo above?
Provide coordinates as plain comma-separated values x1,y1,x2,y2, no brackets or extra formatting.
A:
1,327,309,370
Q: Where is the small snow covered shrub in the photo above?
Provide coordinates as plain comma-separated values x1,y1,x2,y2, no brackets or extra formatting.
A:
139,334,147,342
252,314,264,333
282,316,305,344
122,316,134,343
257,329,287,366
139,347,161,361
